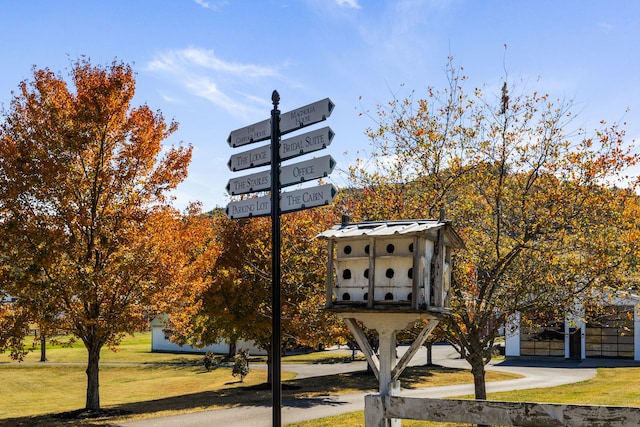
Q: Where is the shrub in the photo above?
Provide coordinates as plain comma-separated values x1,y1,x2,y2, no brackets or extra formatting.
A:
232,348,250,381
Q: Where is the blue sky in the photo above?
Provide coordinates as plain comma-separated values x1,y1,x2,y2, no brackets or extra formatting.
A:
1,1,639,211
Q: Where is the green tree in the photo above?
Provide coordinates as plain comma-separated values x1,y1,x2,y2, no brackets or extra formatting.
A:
0,58,213,411
344,59,639,399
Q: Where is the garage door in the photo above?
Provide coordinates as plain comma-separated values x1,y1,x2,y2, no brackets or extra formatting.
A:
586,305,634,359
520,325,565,357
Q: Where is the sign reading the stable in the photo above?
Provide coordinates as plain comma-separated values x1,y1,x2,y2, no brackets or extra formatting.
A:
226,183,339,219
227,155,337,195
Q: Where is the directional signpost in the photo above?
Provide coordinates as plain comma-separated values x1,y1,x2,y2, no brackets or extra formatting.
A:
225,91,337,426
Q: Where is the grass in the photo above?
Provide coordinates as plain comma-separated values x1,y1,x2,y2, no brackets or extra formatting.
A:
6,332,640,427
484,366,640,406
287,411,468,426
289,366,640,427
0,332,519,426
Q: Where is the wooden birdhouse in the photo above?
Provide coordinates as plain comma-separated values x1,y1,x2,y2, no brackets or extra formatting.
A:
318,220,464,312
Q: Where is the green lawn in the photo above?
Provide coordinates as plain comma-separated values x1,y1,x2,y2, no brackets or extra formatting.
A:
2,332,639,427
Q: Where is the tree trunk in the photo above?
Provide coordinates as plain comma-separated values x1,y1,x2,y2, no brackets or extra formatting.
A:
85,342,103,410
40,335,47,362
227,338,237,359
266,347,273,385
469,354,487,400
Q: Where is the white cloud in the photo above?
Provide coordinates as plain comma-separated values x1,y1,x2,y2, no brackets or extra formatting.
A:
194,0,227,11
146,47,283,120
336,0,361,9
180,47,279,78
597,21,615,32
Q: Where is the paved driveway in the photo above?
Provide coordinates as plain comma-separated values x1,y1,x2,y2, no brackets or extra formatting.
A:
118,345,600,427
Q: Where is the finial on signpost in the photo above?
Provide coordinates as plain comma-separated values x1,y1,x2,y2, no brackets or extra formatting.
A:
272,90,280,108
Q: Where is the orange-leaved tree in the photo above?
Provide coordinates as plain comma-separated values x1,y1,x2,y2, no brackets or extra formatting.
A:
177,207,347,384
0,58,214,411
344,59,639,399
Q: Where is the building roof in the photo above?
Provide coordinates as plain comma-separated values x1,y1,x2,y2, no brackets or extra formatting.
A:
317,220,465,249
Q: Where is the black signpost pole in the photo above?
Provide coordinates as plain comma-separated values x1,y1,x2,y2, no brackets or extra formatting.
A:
225,92,336,425
270,90,282,426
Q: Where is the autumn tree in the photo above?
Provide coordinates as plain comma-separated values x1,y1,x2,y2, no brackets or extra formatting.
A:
0,58,214,412
343,59,639,399
176,206,347,384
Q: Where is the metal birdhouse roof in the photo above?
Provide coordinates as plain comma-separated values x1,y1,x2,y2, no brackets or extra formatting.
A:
318,219,465,249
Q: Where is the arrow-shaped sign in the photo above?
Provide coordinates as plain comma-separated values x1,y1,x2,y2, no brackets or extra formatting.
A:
227,155,337,196
279,98,335,136
226,169,271,196
280,155,336,187
227,99,335,148
225,195,271,219
227,118,271,148
227,127,335,172
225,183,339,219
227,144,271,172
280,183,338,214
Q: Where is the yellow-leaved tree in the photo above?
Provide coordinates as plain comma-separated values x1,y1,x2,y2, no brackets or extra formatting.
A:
343,59,639,399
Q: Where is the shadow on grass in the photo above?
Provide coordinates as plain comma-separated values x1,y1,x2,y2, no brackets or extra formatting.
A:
0,365,464,426
311,355,363,364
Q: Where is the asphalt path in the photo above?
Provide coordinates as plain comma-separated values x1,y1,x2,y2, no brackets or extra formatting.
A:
118,345,603,427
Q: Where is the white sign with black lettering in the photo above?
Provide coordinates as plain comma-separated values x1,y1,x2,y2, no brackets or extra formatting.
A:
226,170,271,196
227,118,271,148
225,183,338,219
280,155,336,187
225,195,271,219
280,98,335,135
280,183,338,214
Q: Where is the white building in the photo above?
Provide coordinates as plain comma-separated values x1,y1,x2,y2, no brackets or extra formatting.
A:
505,290,640,361
150,316,266,355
